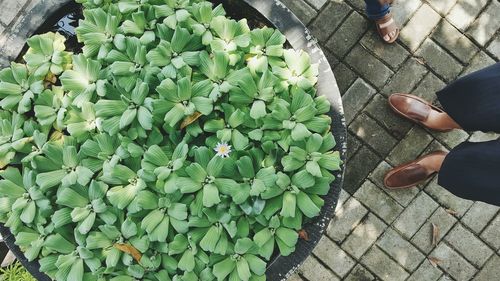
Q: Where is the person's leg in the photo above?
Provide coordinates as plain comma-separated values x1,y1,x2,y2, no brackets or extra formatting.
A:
438,140,500,206
365,0,390,20
385,140,500,206
364,0,399,43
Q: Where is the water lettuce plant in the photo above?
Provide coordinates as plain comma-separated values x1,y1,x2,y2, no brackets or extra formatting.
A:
0,0,341,280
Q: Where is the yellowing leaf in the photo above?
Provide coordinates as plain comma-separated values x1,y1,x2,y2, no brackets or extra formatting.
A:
114,243,142,263
431,223,439,247
180,111,202,129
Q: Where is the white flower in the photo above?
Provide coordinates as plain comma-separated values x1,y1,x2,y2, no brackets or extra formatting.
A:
214,142,232,158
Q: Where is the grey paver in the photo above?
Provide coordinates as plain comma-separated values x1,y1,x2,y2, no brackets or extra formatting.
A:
400,4,441,51
361,246,410,281
381,57,428,97
431,129,469,150
344,264,377,281
387,126,433,166
308,1,351,42
432,19,479,63
305,0,327,10
376,228,426,271
364,94,413,140
426,0,457,15
288,273,305,281
345,44,394,89
461,201,499,234
347,132,361,161
425,177,474,218
415,39,463,82
299,255,340,281
411,207,458,254
461,51,497,76
466,0,500,46
445,224,494,267
430,243,477,281
412,72,447,103
480,214,500,251
333,62,358,94
393,192,439,238
313,236,356,277
354,180,403,224
406,259,443,281
350,113,398,156
360,31,410,70
446,0,489,32
342,78,376,125
391,0,423,26
343,146,381,194
327,197,368,243
342,212,387,259
487,35,500,59
327,11,369,58
473,254,500,281
280,0,317,24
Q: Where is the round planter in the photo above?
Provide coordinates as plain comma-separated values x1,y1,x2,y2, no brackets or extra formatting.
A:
0,1,347,280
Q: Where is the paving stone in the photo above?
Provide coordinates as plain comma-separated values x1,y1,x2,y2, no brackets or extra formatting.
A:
377,228,425,271
342,78,376,125
445,224,494,267
467,0,500,46
430,243,477,281
462,51,496,76
354,180,403,224
393,192,439,238
412,72,447,103
313,236,356,277
327,197,368,243
411,207,458,254
422,140,450,155
431,129,469,150
327,11,369,58
364,94,413,140
347,132,361,161
480,214,500,251
299,255,340,281
343,146,381,194
487,35,500,60
342,212,387,259
333,62,358,94
287,273,305,281
336,188,351,212
469,131,500,143
400,4,441,51
306,0,328,10
391,0,423,26
426,0,458,15
350,113,398,156
344,264,377,281
416,39,463,82
323,49,340,68
369,161,421,207
309,1,351,42
425,177,474,218
345,0,365,12
387,126,433,166
345,44,394,89
432,19,479,63
381,57,428,97
473,254,500,281
446,0,489,32
360,31,410,70
406,259,443,281
461,201,499,234
0,0,28,26
280,0,317,25
361,246,410,281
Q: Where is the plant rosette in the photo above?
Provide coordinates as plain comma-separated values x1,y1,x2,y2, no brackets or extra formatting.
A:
0,0,342,280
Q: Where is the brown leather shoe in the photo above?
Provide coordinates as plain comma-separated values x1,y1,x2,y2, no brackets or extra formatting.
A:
388,93,452,132
384,151,448,189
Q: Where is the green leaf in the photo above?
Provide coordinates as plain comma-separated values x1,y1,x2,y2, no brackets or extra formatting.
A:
237,258,251,281
200,225,220,252
67,259,84,281
178,250,195,272
280,192,296,217
244,254,266,276
306,161,322,177
291,169,315,188
297,192,321,218
203,183,221,207
213,257,235,280
250,100,266,119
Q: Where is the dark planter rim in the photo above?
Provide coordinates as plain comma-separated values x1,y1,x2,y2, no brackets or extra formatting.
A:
0,1,347,280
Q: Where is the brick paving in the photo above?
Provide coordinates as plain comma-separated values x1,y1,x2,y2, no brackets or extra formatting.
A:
0,0,499,280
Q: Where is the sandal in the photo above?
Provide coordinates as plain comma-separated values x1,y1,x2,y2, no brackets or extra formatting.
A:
375,12,399,44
